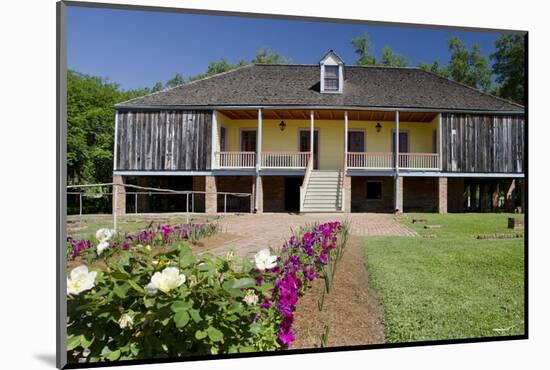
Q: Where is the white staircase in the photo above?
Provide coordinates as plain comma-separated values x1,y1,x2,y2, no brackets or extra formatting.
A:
301,170,344,212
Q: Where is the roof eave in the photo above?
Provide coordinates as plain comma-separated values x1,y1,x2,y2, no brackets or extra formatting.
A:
114,103,524,115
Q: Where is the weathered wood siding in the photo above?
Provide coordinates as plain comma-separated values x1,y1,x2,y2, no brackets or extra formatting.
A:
441,113,524,173
116,110,212,171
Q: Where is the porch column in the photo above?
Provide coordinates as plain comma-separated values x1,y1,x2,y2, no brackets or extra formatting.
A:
343,175,351,213
438,177,448,214
254,109,263,212
205,176,217,214
253,175,263,213
394,111,401,213
310,110,314,158
394,176,403,213
344,111,348,167
438,113,443,170
113,175,126,215
395,110,400,171
211,110,218,169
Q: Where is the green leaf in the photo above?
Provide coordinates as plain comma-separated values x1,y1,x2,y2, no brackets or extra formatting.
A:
130,342,140,356
257,282,274,293
195,330,207,340
128,279,145,294
207,326,223,342
66,334,81,351
113,284,129,299
230,278,256,289
227,302,244,314
249,323,262,334
170,301,190,313
143,297,155,308
226,315,238,322
174,311,190,328
80,335,94,348
189,309,202,323
108,349,121,361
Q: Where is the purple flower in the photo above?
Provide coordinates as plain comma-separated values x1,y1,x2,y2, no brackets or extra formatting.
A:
278,327,296,347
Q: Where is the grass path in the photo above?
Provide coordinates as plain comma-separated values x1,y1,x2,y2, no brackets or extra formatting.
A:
363,213,525,343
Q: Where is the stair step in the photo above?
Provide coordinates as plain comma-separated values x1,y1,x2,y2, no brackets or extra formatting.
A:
301,208,343,213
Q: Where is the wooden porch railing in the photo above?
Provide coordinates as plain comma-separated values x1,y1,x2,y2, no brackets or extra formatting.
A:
347,152,394,170
215,151,256,168
346,152,440,170
261,151,309,169
398,153,439,170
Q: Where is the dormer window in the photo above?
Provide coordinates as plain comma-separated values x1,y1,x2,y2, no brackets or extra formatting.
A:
324,66,339,91
319,50,344,94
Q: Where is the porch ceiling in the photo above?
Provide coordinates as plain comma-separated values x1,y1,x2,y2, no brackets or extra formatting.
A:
218,109,438,122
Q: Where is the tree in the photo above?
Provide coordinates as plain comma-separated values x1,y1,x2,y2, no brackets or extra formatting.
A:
446,37,492,92
151,82,164,92
352,33,377,66
380,46,409,67
66,70,149,185
165,73,185,88
417,61,450,78
189,58,248,81
491,34,525,104
252,48,293,64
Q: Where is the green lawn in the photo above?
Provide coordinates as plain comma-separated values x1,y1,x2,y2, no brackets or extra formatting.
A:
67,214,219,240
363,213,525,343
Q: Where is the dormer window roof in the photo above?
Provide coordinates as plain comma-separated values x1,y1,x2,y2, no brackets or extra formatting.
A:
319,50,344,94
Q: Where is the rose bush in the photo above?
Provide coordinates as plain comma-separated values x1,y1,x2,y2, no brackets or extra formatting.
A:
67,221,349,363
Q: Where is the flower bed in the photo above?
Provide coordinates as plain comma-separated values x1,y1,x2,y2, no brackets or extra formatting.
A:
67,221,349,363
67,222,219,260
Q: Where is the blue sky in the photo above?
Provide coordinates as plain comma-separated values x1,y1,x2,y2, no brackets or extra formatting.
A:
67,6,506,91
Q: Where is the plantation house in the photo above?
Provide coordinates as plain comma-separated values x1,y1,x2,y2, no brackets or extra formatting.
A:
113,51,525,214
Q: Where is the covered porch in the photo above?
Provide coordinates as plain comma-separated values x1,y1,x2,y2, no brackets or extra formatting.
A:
211,108,441,172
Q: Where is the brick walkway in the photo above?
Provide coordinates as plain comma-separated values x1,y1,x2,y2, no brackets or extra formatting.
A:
209,213,416,258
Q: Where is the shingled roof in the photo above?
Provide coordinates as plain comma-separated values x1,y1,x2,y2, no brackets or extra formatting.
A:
117,64,524,113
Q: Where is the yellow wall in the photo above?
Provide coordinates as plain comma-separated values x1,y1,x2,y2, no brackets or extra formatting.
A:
217,113,439,170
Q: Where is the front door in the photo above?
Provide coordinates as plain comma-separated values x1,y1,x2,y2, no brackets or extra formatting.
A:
241,130,257,152
299,130,319,169
392,131,409,167
348,131,365,152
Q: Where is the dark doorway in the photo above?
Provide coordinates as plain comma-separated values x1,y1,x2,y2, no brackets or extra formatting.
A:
348,131,366,152
240,130,257,151
284,177,302,212
299,130,320,169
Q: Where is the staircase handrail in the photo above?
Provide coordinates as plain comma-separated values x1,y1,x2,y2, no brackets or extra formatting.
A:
300,153,314,212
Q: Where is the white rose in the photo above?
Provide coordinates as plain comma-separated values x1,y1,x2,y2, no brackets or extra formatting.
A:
146,267,186,294
243,289,259,306
118,313,134,329
96,228,116,243
96,241,109,255
254,249,278,271
67,265,97,295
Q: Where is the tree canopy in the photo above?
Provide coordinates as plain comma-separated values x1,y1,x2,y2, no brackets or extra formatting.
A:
446,37,492,92
491,34,525,104
352,33,377,66
252,48,293,64
352,33,409,67
66,71,149,185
